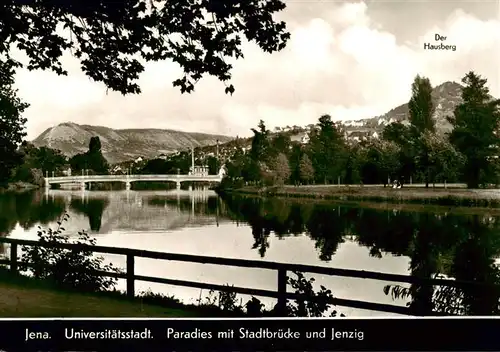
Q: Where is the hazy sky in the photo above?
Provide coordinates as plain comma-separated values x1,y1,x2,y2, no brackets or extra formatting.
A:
14,0,500,140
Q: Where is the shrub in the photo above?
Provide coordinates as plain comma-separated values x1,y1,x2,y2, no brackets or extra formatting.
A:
19,213,122,293
285,271,345,317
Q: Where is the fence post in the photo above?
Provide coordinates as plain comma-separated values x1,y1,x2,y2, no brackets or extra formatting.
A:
126,254,135,299
10,243,18,274
276,268,287,316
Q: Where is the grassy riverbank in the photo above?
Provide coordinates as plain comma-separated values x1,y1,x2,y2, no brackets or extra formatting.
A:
220,184,500,208
0,182,39,193
0,268,253,317
0,269,196,317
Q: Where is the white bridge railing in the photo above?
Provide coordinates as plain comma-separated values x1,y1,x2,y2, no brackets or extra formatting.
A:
45,174,223,183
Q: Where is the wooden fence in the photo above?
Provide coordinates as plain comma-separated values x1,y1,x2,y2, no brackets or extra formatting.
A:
0,237,497,316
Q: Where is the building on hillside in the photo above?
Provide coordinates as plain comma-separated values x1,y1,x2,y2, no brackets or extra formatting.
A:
157,153,168,160
111,165,124,174
134,156,144,163
61,165,72,176
290,132,310,144
347,130,372,142
218,165,227,177
189,165,209,176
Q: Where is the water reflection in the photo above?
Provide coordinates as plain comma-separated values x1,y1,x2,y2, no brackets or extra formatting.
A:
221,195,500,315
0,192,66,235
70,198,110,231
1,190,500,315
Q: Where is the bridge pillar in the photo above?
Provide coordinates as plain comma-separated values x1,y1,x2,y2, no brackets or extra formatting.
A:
188,185,192,192
125,181,131,191
44,178,49,189
176,181,181,190
80,182,86,191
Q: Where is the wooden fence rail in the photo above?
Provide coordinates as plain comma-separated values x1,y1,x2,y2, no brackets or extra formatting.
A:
0,237,497,316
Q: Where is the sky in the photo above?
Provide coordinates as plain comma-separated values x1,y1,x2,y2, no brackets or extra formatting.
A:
13,0,500,140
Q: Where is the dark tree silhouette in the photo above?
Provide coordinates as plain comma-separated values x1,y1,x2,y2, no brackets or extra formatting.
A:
0,60,29,185
448,71,500,188
2,0,290,95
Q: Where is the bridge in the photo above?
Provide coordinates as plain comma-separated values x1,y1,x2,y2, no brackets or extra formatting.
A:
44,174,223,191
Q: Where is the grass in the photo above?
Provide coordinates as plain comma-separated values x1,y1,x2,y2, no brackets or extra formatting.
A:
0,269,196,317
224,184,500,208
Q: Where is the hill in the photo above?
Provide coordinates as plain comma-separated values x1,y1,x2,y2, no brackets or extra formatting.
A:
341,81,464,134
32,123,234,164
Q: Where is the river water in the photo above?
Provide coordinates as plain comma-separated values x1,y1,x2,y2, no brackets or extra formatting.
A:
1,189,499,316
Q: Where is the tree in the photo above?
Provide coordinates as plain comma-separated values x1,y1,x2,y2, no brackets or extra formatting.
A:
270,134,291,158
34,147,67,174
70,136,109,174
343,143,363,184
288,144,303,185
379,141,402,184
88,136,102,154
382,122,412,146
409,75,435,134
422,132,464,184
69,153,88,173
2,0,290,95
206,156,219,175
141,158,169,174
270,153,290,186
448,72,500,188
86,137,109,174
308,115,346,184
250,120,270,163
382,122,417,185
408,75,435,188
0,60,29,186
299,154,314,184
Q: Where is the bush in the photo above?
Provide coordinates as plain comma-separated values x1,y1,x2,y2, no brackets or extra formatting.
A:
14,166,44,186
19,213,122,293
192,272,346,317
285,271,345,317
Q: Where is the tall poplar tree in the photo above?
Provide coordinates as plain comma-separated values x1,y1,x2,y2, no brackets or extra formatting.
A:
408,75,435,188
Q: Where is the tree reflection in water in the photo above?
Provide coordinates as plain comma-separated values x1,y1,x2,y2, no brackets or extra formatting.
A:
220,195,500,315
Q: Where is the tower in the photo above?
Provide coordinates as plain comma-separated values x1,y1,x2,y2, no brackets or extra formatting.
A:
191,146,195,174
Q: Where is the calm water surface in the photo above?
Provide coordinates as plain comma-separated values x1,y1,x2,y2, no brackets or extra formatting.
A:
1,189,499,316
